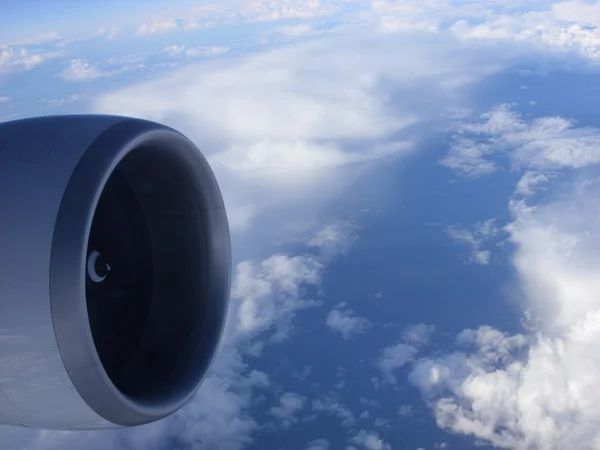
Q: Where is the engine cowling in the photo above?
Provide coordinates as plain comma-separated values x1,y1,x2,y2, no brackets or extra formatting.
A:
0,116,231,429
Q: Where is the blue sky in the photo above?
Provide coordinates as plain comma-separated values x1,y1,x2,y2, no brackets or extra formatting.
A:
3,1,600,449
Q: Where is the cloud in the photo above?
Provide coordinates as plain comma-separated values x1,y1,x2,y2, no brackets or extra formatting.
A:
164,44,230,57
305,438,330,450
349,430,392,450
312,394,356,427
326,302,371,340
377,343,418,385
402,323,436,346
439,137,497,178
368,0,600,61
59,58,102,81
242,0,340,22
0,97,9,103
94,31,507,237
375,323,436,384
269,392,306,427
449,4,600,62
308,220,357,256
446,219,500,265
233,254,323,342
443,103,600,181
411,176,600,449
0,45,57,71
137,17,178,35
514,170,552,197
58,57,144,82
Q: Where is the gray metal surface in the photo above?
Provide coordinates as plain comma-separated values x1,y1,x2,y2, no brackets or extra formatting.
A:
0,116,231,429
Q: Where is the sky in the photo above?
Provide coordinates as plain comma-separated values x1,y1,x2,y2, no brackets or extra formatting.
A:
2,0,600,449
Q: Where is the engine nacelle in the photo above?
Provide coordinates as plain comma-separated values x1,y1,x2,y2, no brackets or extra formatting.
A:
0,116,231,429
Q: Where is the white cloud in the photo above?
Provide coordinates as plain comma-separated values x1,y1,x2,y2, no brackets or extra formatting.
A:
446,219,500,265
137,17,178,35
312,395,356,427
411,177,600,449
367,0,600,62
306,438,330,450
94,31,505,236
449,6,600,62
439,138,497,178
0,45,57,71
242,0,339,22
326,302,371,340
269,392,306,427
164,44,230,57
308,220,357,256
377,342,418,384
349,430,392,450
233,254,323,341
444,104,600,176
59,58,102,81
0,97,9,103
402,323,436,346
514,170,552,197
58,57,144,82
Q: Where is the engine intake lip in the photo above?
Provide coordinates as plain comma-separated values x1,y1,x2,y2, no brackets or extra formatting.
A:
49,118,231,426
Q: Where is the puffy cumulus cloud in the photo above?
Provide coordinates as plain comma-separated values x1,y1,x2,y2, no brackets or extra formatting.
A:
514,170,553,197
59,58,102,81
450,10,600,61
326,302,371,340
349,429,392,450
367,0,600,61
0,45,58,72
411,178,600,449
445,219,500,265
95,30,506,236
269,392,306,427
439,137,497,178
377,323,436,384
58,58,145,82
233,254,323,342
376,343,418,385
443,103,600,178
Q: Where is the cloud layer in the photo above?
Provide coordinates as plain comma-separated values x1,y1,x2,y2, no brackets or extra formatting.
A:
413,136,600,449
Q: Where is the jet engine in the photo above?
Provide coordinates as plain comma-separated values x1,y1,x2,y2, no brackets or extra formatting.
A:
0,116,231,429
